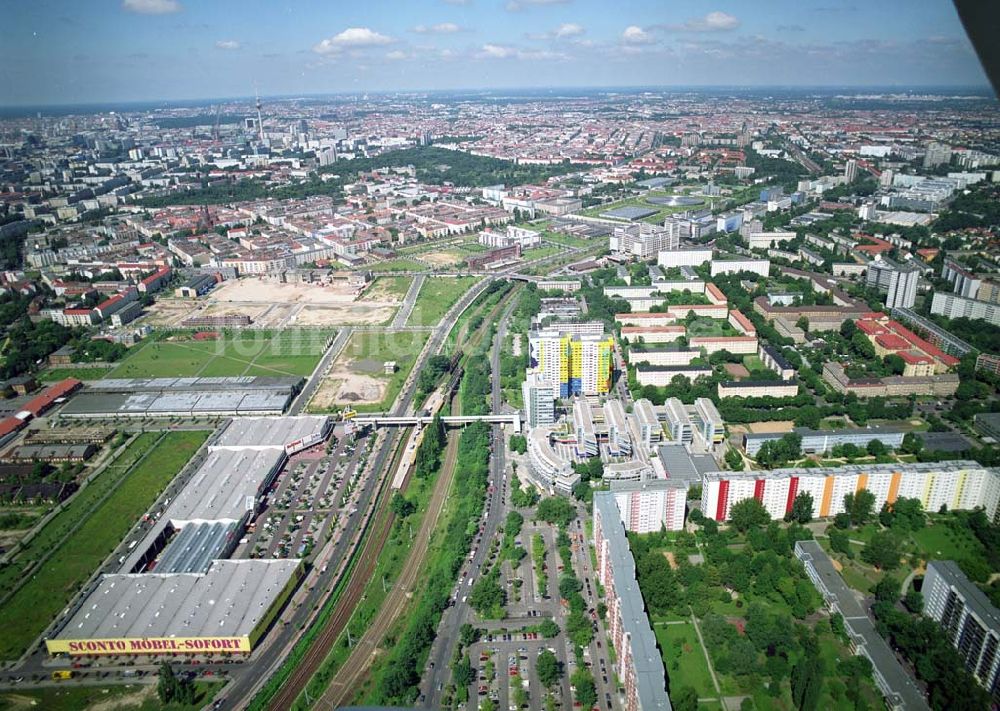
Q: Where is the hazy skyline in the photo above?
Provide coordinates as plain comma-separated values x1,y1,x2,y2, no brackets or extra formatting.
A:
0,0,992,107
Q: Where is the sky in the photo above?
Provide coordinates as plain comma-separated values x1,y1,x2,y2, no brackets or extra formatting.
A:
0,0,991,106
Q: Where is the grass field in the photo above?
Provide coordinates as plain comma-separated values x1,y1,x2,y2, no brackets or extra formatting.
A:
581,191,721,225
687,317,738,338
107,331,332,379
38,367,114,382
0,430,209,661
520,245,562,261
541,231,592,249
654,621,718,699
0,433,161,599
0,681,222,711
373,258,426,272
359,276,413,302
406,276,479,327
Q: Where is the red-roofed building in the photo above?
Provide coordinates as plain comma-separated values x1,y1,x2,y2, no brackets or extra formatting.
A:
22,379,82,418
854,235,893,256
857,314,958,373
728,309,757,336
705,283,727,305
138,266,172,294
94,288,138,321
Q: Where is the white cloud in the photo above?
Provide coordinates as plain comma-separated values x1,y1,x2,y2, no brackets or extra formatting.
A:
443,0,470,4
215,40,241,50
480,43,516,58
673,11,740,32
621,25,654,44
506,0,570,11
313,27,394,54
412,22,462,34
554,23,584,38
385,50,409,60
122,0,181,14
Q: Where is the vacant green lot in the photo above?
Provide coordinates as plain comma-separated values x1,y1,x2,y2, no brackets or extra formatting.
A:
0,430,209,661
38,366,114,382
373,258,426,272
107,331,331,379
406,276,479,327
360,276,413,302
654,621,717,699
0,681,222,711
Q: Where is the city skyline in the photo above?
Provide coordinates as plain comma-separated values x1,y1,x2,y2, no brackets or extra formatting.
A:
1,0,992,107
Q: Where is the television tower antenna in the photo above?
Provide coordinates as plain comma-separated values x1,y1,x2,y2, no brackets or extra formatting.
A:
255,88,264,144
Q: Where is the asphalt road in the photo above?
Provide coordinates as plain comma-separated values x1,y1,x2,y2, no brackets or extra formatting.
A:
421,293,518,706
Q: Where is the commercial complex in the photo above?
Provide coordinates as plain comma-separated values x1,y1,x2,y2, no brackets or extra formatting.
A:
528,324,614,396
923,560,1000,703
46,416,331,657
702,461,1000,522
593,493,672,711
59,376,304,418
521,371,556,428
795,541,930,710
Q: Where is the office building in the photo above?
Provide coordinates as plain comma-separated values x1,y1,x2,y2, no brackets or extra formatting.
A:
528,325,614,396
693,397,724,446
604,399,632,457
593,493,672,711
527,428,578,495
710,258,770,278
656,248,713,268
923,561,1000,703
633,399,662,448
611,222,680,259
573,399,599,457
662,398,693,444
702,461,1000,523
866,256,921,309
521,371,556,428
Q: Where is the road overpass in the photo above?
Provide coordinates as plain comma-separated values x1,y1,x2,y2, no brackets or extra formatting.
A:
353,412,521,432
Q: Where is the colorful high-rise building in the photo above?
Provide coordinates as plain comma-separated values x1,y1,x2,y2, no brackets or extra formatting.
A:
528,324,614,396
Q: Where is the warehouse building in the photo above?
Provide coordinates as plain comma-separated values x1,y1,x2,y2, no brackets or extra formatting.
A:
46,416,329,658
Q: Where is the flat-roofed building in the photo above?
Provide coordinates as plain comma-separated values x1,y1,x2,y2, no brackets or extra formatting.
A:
703,461,1000,523
611,479,688,533
573,399,598,457
923,560,1000,704
633,399,662,448
527,427,578,495
522,371,556,428
662,397,693,444
592,493,672,711
693,397,724,446
604,399,631,457
743,426,905,456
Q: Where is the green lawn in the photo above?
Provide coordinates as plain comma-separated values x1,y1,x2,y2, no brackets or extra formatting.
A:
38,367,114,382
406,276,479,327
0,681,222,711
107,331,331,379
521,245,562,261
911,523,987,566
359,276,413,301
373,258,427,272
0,431,209,661
741,355,764,371
687,317,738,337
541,231,591,249
654,622,718,699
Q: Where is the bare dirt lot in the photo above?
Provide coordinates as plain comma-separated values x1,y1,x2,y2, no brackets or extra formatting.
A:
746,420,796,434
723,363,751,379
421,249,465,267
310,357,388,409
144,277,402,328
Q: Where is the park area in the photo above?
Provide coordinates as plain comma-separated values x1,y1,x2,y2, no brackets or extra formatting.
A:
308,331,429,413
632,520,883,710
106,329,333,379
0,681,222,711
0,430,209,661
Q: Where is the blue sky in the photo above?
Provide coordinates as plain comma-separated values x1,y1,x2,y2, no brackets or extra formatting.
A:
0,0,990,106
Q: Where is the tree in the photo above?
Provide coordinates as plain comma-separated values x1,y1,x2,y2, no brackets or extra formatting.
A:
843,489,875,527
509,434,527,454
537,649,561,688
840,319,857,339
904,587,924,613
787,492,814,524
861,530,901,571
672,686,699,711
790,635,824,711
558,575,583,600
536,497,576,527
828,527,853,558
537,619,560,638
725,447,744,470
459,623,480,647
873,576,899,603
883,353,906,376
900,432,924,455
390,492,416,519
157,662,178,704
866,438,888,457
453,654,474,687
796,316,810,333
571,668,597,709
729,497,771,532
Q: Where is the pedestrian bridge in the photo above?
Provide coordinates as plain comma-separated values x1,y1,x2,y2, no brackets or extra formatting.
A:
353,412,521,432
